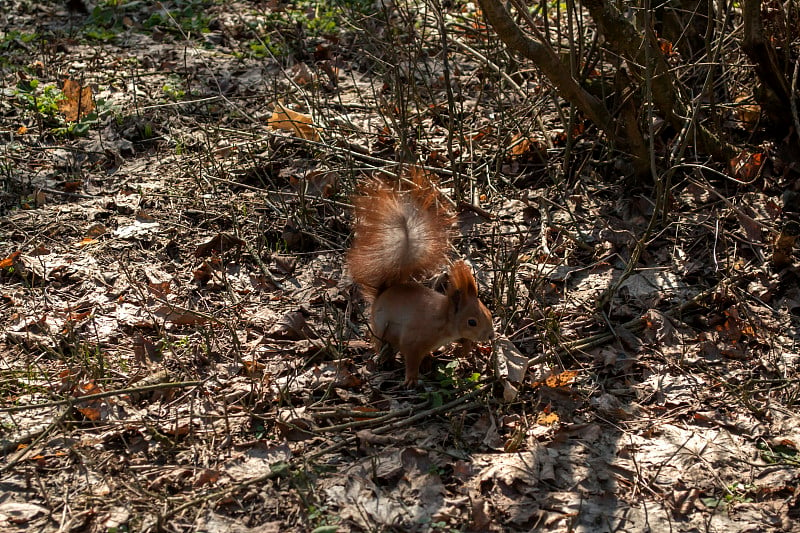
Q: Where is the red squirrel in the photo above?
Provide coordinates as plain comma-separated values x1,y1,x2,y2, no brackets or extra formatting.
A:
348,176,494,386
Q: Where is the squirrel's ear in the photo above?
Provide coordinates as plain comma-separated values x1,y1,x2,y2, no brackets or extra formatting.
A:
449,260,478,297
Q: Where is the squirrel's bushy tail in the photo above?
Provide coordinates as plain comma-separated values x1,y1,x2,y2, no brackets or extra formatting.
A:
348,177,452,300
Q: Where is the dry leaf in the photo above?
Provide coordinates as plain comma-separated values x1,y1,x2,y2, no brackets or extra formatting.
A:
194,469,220,487
536,411,559,425
0,251,22,269
0,502,49,525
63,180,82,193
195,233,245,258
658,38,674,57
154,305,208,326
58,79,95,122
544,370,578,388
729,150,764,181
161,423,191,437
734,94,760,130
773,221,799,268
290,62,315,85
132,333,162,364
78,406,102,421
68,310,91,321
269,311,318,340
80,381,103,395
276,408,315,441
86,223,108,237
494,336,528,384
267,102,319,140
193,261,215,285
502,380,519,403
242,359,265,375
469,125,493,141
291,170,339,197
509,133,533,156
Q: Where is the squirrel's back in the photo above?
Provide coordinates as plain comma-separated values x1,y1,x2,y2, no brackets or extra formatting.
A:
347,179,452,299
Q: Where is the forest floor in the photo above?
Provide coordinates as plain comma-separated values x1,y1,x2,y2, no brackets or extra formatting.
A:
1,1,799,531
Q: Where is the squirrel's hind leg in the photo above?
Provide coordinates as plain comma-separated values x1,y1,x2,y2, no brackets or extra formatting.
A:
373,336,396,365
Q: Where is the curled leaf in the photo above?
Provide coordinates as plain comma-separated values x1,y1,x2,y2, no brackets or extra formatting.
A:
268,102,319,141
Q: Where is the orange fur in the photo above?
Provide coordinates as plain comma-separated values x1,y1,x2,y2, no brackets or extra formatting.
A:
348,178,452,300
347,177,494,386
448,260,478,298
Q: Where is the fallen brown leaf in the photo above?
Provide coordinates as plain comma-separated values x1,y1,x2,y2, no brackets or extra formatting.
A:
58,79,95,122
267,101,320,141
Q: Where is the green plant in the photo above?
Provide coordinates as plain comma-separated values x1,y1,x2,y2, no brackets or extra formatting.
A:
83,24,119,41
51,111,99,137
143,1,213,36
162,78,186,101
758,441,800,466
436,360,481,389
0,30,40,69
247,39,282,59
251,422,268,439
83,0,135,41
249,0,374,58
423,360,482,406
13,79,109,137
15,80,63,118
0,30,39,50
701,482,756,510
0,368,51,399
429,520,461,532
307,504,339,531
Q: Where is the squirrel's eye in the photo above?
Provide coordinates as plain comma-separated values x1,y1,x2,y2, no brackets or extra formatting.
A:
468,319,477,327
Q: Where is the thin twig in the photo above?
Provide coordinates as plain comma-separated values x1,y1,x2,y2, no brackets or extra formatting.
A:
155,385,488,527
532,276,734,366
0,407,71,472
316,405,417,433
0,380,203,413
309,384,487,460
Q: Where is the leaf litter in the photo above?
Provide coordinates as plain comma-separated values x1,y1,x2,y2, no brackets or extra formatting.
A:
0,0,799,532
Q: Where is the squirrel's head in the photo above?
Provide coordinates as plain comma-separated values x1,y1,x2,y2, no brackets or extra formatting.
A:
447,260,495,342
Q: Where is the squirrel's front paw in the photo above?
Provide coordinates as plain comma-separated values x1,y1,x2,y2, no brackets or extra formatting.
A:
403,371,420,388
403,353,424,388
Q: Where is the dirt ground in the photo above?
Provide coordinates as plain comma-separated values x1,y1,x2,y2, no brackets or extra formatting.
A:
1,1,799,531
